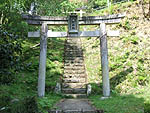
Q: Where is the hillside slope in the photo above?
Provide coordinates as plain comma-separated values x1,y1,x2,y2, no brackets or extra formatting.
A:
82,1,150,95
81,1,150,112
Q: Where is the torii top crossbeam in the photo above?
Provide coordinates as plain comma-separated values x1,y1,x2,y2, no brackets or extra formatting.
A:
22,13,125,25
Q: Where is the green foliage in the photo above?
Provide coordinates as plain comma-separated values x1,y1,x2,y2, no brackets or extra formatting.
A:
0,28,23,84
38,94,62,113
88,0,107,8
36,0,83,16
0,0,31,83
119,19,132,30
109,4,116,14
121,35,139,44
0,92,12,109
144,103,150,113
90,83,102,94
0,70,16,85
0,37,64,113
0,29,22,69
1,96,39,113
60,1,83,14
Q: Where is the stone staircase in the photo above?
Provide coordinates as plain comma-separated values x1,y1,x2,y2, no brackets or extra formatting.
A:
62,38,87,98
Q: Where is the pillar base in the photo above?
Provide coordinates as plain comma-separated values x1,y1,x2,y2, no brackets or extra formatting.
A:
100,96,111,100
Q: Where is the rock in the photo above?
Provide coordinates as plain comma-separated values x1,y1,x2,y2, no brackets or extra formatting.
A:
11,98,19,103
87,84,92,96
55,83,61,94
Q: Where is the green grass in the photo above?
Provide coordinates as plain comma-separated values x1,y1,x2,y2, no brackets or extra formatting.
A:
89,84,150,113
89,93,144,113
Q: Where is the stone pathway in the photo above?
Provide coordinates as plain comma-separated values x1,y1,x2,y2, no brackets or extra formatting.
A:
50,99,104,113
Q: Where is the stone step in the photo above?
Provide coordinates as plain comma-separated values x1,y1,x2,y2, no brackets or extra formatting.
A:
65,51,83,53
63,70,86,77
64,54,83,57
64,67,85,70
64,70,85,74
65,50,83,52
65,53,83,56
63,94,87,98
48,110,103,113
64,62,84,66
65,48,82,51
64,60,84,64
65,49,82,51
65,55,83,58
62,83,87,88
64,54,83,56
63,78,86,83
64,53,83,56
64,63,84,67
64,57,84,61
64,44,81,47
63,74,86,78
64,46,82,49
65,42,81,45
62,88,86,94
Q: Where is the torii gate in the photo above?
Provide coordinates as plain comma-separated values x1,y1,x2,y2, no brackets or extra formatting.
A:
22,13,125,97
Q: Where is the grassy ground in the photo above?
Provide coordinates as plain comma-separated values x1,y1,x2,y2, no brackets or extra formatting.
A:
89,93,144,113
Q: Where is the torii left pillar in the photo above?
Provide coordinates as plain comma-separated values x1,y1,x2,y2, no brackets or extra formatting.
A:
38,23,48,97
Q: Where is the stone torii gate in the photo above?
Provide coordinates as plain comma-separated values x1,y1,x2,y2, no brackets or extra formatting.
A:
22,13,125,97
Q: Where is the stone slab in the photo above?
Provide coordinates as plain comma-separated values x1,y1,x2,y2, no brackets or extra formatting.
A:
53,99,96,111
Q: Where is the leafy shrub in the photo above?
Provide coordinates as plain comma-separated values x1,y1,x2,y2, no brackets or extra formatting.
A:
88,0,107,8
2,96,39,113
0,94,12,110
0,28,23,84
0,70,16,85
90,83,102,95
144,103,150,113
24,96,39,113
0,0,30,84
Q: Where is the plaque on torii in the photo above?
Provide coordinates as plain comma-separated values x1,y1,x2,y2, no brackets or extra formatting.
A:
22,13,125,97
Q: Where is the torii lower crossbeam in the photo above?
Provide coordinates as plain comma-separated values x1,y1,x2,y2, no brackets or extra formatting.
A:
28,30,119,38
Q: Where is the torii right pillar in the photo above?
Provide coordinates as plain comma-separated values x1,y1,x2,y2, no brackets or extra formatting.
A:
100,23,110,97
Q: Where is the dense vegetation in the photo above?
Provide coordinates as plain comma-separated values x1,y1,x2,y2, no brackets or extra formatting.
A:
0,0,150,113
0,0,83,112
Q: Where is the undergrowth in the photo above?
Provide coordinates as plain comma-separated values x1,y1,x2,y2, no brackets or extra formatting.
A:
0,38,64,113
